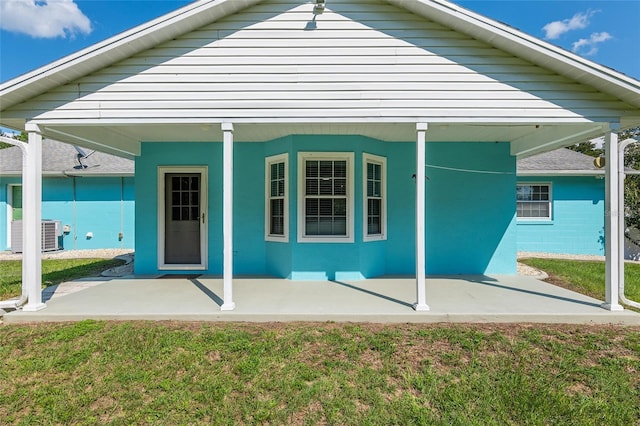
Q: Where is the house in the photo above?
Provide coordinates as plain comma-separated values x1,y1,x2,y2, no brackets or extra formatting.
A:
1,0,639,312
516,148,640,259
0,139,135,252
516,148,605,256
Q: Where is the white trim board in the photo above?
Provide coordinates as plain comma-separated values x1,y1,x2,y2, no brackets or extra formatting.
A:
362,152,387,242
157,165,208,270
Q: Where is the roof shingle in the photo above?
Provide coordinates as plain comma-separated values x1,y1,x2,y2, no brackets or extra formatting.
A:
0,139,133,176
517,148,601,175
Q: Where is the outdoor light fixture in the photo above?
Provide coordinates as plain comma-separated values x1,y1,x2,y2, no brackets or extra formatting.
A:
594,156,605,168
314,0,325,14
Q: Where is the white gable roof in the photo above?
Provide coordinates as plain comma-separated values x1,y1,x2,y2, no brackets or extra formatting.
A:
1,0,638,111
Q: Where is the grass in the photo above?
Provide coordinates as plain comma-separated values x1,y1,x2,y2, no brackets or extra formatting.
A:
0,258,125,300
519,258,640,302
0,321,638,425
1,257,639,423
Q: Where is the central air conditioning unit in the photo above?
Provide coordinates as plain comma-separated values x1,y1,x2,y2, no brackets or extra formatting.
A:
10,220,62,253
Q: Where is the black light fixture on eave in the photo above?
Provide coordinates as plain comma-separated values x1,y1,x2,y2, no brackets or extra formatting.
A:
314,0,325,14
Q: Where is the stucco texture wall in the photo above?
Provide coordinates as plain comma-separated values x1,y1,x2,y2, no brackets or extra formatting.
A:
134,137,516,277
517,176,605,255
1,176,134,251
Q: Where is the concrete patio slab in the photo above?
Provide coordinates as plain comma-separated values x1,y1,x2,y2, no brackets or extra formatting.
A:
3,274,640,324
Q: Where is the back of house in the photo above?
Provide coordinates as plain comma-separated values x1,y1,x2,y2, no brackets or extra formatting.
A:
1,0,639,281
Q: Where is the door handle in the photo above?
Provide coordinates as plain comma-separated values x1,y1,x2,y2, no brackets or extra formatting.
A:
202,212,205,224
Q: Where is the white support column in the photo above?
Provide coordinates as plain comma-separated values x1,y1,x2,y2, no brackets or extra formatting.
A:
414,122,429,311
617,139,640,310
23,124,46,311
603,129,624,311
221,122,235,311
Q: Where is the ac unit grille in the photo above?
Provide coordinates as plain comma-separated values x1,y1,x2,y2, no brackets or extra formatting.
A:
11,220,61,253
42,221,58,251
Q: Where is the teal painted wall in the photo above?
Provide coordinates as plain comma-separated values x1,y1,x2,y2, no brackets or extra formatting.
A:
234,143,267,275
0,176,134,251
384,141,516,275
135,142,224,275
517,176,605,255
425,142,516,274
135,137,517,277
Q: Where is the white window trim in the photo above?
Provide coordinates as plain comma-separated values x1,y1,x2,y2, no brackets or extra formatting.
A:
363,153,387,242
265,153,289,242
516,182,552,221
297,152,354,243
157,166,208,270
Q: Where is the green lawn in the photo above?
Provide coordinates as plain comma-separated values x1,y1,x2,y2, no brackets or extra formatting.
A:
0,321,639,425
1,258,640,424
0,258,125,299
519,258,640,303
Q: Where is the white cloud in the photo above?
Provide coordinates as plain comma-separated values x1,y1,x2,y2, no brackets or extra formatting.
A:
0,0,92,38
572,32,613,56
542,10,598,40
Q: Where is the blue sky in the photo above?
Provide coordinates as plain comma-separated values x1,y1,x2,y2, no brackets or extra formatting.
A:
1,0,639,84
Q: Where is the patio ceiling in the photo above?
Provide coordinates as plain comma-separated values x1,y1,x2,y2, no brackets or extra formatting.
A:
31,120,608,160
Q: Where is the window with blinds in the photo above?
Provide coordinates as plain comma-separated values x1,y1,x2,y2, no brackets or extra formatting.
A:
298,152,354,242
364,153,386,240
265,154,288,241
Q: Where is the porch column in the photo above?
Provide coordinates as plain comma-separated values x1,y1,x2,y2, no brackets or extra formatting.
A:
221,122,235,311
603,129,624,311
414,122,429,311
23,124,46,311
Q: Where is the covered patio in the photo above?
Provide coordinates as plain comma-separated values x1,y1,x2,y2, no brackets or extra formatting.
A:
4,275,640,324
2,0,640,319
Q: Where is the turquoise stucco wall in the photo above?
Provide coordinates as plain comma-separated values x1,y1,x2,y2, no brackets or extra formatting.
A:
135,142,222,275
0,176,135,251
425,142,516,274
380,141,516,275
135,137,517,277
517,176,605,255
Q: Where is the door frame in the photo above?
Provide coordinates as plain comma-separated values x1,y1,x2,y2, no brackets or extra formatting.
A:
157,166,208,270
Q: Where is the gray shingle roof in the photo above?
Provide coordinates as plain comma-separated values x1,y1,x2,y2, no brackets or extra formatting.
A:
0,139,133,176
517,148,602,175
